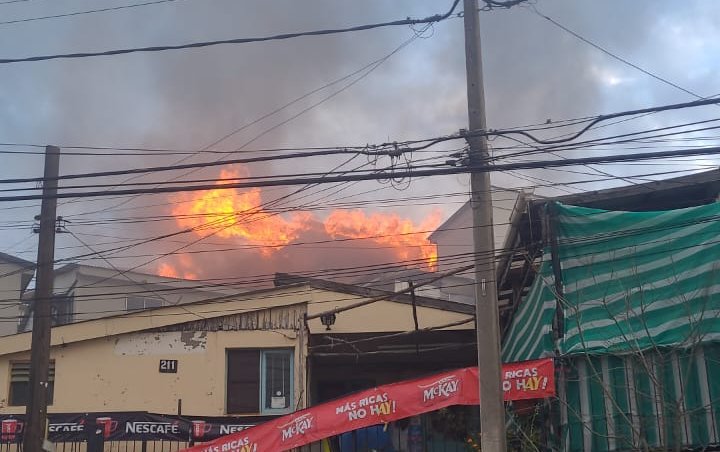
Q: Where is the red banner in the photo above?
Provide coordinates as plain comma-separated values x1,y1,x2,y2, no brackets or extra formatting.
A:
185,359,553,452
502,358,555,401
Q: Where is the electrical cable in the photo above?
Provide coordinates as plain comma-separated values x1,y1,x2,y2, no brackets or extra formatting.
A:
2,96,716,190
53,24,428,224
2,143,720,202
0,0,37,4
7,202,720,313
0,0,185,26
528,6,705,100
0,0,461,64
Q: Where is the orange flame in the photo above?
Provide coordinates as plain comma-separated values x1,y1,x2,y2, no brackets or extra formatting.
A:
161,168,441,275
324,209,440,270
157,263,179,278
157,262,198,280
171,168,312,255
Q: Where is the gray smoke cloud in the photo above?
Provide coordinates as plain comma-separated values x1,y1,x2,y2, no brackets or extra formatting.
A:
1,0,719,280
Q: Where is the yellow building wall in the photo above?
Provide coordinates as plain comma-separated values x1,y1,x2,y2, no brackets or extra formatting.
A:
0,286,313,356
0,263,28,337
0,329,303,417
0,284,472,417
306,289,474,334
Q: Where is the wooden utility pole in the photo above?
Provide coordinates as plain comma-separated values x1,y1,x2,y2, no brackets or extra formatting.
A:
24,145,60,452
462,1,506,451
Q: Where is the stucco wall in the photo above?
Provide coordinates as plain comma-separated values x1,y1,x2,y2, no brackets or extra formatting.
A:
0,284,472,417
0,263,26,337
0,329,303,417
305,289,473,334
430,189,524,274
69,272,229,323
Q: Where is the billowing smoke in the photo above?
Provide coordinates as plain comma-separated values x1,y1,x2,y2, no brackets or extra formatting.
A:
2,0,719,279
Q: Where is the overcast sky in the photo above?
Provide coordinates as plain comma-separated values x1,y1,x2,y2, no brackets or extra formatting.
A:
1,0,719,280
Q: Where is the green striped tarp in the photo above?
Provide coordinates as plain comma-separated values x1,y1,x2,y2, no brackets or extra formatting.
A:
502,201,720,451
559,344,720,451
502,253,556,363
502,201,720,361
556,201,720,355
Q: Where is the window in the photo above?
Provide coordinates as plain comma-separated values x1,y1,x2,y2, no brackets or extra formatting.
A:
51,294,74,326
9,361,54,406
262,351,292,412
126,296,163,312
226,349,293,414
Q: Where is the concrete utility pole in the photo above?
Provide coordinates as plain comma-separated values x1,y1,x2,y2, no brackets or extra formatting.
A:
462,1,506,451
24,145,60,452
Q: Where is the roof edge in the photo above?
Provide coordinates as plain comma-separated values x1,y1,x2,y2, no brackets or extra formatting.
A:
274,273,474,314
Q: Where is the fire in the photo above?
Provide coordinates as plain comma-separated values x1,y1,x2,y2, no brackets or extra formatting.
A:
160,168,441,276
171,168,312,255
157,263,179,278
158,262,197,280
324,209,440,270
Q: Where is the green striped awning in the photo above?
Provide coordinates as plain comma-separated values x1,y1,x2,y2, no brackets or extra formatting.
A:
502,253,556,363
502,201,720,361
559,344,720,451
556,201,720,355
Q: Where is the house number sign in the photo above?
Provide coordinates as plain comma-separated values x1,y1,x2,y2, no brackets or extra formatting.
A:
159,359,178,373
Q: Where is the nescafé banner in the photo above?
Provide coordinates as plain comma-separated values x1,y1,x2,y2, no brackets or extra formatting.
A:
0,412,269,444
185,358,554,452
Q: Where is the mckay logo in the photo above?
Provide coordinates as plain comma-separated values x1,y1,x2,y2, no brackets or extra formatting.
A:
279,413,314,442
419,375,461,404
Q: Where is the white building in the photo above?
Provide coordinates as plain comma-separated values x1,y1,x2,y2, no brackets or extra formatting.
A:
428,187,533,274
0,253,35,337
17,263,242,333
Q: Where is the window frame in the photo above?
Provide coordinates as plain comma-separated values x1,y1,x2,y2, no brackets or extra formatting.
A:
225,348,294,415
8,360,55,407
125,296,163,312
260,349,294,415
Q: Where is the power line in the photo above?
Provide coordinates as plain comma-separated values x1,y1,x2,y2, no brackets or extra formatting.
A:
488,118,720,162
74,143,390,291
0,278,481,322
0,112,596,157
2,158,389,279
2,96,717,190
0,163,448,194
475,97,720,146
0,0,36,4
0,0,185,26
0,166,716,296
11,169,716,276
0,254,477,303
8,206,720,307
482,0,529,9
2,144,720,202
0,0,461,64
529,6,705,100
519,3,720,158
0,148,399,184
0,166,704,237
53,26,427,222
68,230,207,321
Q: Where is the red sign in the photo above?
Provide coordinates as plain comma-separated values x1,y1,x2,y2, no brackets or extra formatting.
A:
502,358,555,401
185,359,554,452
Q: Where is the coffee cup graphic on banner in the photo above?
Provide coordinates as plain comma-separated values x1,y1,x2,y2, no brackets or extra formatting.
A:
192,420,212,439
95,417,119,439
1,419,24,442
